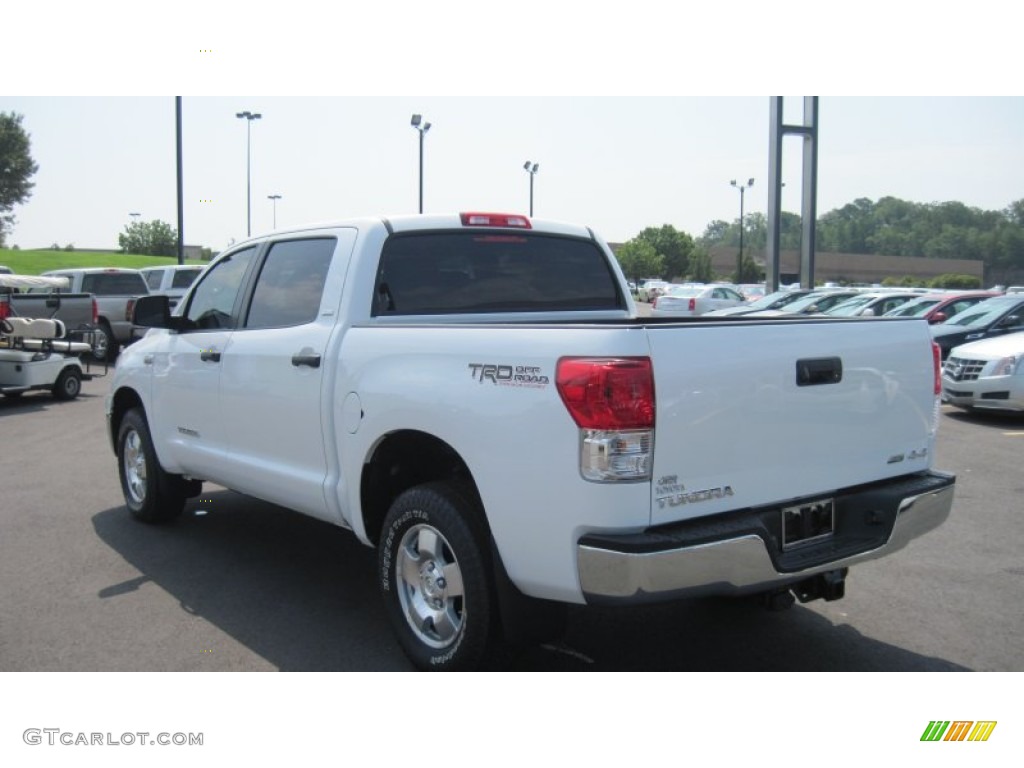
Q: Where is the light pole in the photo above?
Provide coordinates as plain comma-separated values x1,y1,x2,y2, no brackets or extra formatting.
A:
730,178,754,282
236,110,262,237
523,161,539,216
411,114,431,213
267,194,282,229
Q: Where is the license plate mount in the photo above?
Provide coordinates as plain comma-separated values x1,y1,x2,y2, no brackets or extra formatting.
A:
782,498,835,550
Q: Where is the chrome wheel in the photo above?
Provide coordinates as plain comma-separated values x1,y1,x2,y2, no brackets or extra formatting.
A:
122,428,148,505
396,523,466,649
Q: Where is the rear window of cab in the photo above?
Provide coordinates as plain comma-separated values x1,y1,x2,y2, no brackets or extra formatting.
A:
373,232,624,315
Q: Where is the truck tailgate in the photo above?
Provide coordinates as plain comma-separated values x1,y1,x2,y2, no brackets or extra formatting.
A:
645,317,938,526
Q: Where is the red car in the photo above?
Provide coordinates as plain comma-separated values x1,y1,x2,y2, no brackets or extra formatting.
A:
883,292,1001,324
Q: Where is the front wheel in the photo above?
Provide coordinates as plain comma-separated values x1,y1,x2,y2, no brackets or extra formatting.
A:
379,483,495,671
117,407,187,523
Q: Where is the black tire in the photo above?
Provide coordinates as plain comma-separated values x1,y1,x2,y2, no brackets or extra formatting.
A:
3,390,24,399
51,367,81,400
379,482,496,671
92,320,119,363
116,407,187,523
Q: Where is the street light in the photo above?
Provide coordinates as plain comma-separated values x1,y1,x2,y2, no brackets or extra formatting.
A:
129,212,141,221
411,114,431,213
730,177,755,282
236,110,262,237
267,194,282,229
523,161,539,216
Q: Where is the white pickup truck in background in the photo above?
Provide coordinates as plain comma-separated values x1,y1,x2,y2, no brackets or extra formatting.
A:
106,213,955,670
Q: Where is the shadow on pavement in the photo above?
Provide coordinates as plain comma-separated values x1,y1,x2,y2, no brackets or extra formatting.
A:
93,489,969,672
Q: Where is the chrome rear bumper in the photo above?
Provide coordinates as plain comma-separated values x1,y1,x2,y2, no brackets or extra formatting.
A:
578,471,955,604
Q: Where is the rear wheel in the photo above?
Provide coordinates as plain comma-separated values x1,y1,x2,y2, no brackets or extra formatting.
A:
52,367,81,400
379,482,496,670
92,320,119,363
117,407,188,523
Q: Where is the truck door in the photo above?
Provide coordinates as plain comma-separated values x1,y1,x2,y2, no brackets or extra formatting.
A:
217,232,355,521
151,246,258,477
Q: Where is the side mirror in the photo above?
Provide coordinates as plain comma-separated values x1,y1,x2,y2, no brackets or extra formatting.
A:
132,295,185,330
929,312,947,324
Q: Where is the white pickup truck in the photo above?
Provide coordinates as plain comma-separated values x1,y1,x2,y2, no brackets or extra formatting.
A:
106,213,955,670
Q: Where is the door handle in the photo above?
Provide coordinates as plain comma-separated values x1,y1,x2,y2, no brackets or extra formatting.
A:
796,357,842,386
200,349,221,363
291,353,321,368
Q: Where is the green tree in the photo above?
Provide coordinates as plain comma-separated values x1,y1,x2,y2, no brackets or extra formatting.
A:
687,248,714,282
700,219,730,245
633,224,696,280
613,239,664,283
733,253,763,283
929,273,982,289
119,219,178,256
0,112,39,248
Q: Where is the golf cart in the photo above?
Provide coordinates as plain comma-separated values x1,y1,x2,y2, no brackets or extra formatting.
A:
0,274,104,400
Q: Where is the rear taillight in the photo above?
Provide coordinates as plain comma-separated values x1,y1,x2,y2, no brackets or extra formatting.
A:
0,298,9,321
556,357,655,482
557,357,654,430
932,342,942,396
125,298,135,322
688,298,696,312
92,298,98,325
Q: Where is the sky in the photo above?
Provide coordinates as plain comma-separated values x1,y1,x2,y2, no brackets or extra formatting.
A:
3,4,1021,254
3,95,1022,253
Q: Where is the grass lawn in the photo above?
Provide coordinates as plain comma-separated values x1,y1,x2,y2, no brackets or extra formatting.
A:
0,249,207,275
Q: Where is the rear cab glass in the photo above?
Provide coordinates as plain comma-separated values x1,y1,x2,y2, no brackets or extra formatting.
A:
372,231,625,316
82,272,149,296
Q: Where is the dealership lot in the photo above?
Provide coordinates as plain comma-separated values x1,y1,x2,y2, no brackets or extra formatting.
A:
0,376,1021,672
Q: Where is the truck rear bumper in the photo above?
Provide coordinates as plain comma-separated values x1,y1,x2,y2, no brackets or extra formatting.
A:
577,470,955,604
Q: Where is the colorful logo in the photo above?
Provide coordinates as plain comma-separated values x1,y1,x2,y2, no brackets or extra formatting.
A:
921,721,997,742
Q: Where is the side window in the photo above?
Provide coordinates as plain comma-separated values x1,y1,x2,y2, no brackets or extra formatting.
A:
185,247,257,330
172,269,202,289
245,238,335,329
144,271,163,290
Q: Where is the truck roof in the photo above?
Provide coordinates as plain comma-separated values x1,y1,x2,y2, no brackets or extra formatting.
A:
229,213,598,248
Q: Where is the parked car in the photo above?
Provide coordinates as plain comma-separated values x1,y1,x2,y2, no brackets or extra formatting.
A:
0,265,13,275
650,283,745,317
932,295,1024,360
637,279,670,302
824,292,919,318
883,292,999,324
942,331,1024,413
140,265,205,309
738,283,766,301
704,288,816,317
744,289,863,318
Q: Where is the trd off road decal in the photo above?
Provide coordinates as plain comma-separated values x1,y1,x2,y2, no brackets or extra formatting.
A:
468,363,549,389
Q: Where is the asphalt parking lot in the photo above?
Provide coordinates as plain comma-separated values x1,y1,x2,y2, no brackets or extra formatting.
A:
1,373,1022,672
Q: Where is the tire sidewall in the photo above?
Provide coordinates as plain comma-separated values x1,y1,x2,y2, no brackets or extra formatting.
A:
55,368,81,399
117,411,152,517
94,321,118,363
379,485,491,671
116,408,184,523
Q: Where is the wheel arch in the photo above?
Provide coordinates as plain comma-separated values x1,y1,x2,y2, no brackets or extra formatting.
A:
108,386,145,453
360,429,484,547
